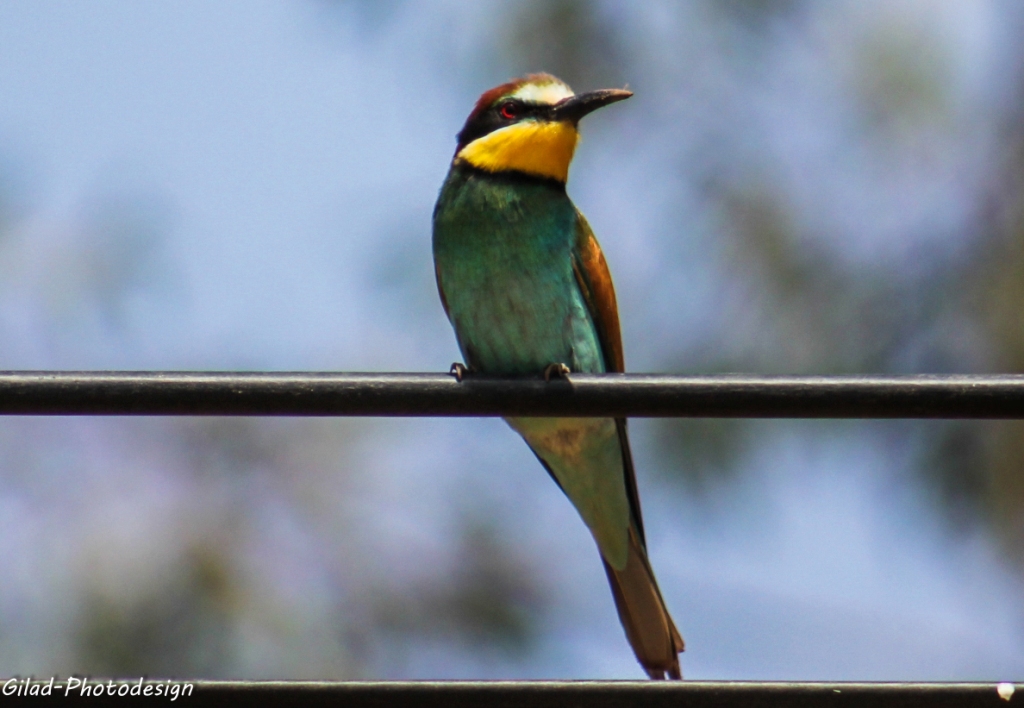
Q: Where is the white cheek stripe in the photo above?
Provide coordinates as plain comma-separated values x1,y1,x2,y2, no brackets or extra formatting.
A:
511,81,574,105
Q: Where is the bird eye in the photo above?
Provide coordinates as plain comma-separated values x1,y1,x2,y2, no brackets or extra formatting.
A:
499,101,519,120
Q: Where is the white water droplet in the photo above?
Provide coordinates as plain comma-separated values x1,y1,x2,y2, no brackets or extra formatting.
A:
997,683,1015,702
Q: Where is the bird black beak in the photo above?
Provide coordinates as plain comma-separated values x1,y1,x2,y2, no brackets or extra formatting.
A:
551,89,633,124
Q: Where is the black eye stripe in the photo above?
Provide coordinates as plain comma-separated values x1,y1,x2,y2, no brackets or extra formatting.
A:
456,100,551,151
497,99,533,116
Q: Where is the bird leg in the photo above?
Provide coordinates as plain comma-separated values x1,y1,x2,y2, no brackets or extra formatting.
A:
543,363,571,381
449,362,470,382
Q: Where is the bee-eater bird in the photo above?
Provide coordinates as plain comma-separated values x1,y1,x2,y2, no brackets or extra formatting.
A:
432,74,684,679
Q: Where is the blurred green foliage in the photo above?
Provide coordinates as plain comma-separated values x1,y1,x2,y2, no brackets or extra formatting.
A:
367,521,546,661
77,545,234,677
854,26,953,139
501,0,627,90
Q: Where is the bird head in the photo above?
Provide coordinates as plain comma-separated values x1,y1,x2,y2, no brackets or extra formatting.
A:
454,73,632,183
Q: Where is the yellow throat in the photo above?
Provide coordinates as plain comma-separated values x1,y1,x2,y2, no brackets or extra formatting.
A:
456,120,579,183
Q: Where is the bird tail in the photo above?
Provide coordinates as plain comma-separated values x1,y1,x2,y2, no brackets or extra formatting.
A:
602,525,684,680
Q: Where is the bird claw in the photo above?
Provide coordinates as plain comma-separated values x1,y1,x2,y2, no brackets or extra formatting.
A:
543,363,571,381
449,362,469,382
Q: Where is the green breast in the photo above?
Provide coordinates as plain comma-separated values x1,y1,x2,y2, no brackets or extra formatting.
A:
433,165,604,375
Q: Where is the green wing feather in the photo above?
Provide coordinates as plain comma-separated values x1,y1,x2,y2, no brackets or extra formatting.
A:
570,213,648,546
571,212,684,678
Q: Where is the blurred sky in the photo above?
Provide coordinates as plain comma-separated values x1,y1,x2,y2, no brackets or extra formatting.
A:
0,0,1022,680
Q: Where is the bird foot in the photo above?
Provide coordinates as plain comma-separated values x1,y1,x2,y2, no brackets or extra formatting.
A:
449,362,469,382
543,363,571,381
